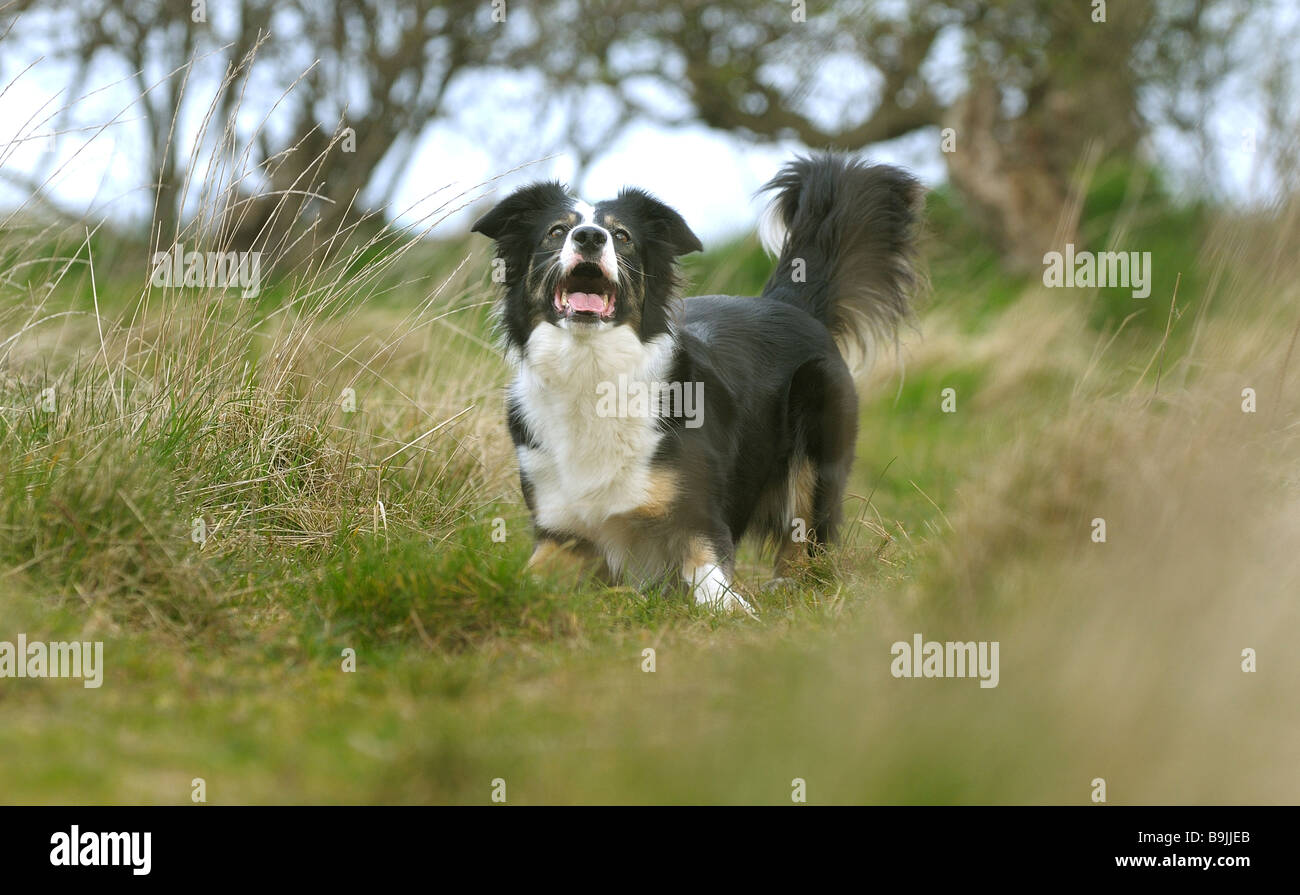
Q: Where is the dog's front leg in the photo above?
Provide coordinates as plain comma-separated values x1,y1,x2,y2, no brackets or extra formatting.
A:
526,534,609,584
682,534,751,613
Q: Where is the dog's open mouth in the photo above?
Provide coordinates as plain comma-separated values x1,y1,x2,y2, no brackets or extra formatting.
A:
554,262,616,320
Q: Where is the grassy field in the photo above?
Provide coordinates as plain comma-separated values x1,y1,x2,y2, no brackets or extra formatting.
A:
1,163,1298,804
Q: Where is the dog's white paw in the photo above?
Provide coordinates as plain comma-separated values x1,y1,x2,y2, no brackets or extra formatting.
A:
689,565,753,614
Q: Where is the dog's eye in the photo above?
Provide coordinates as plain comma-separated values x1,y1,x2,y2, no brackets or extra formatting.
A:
613,229,631,244
548,225,566,239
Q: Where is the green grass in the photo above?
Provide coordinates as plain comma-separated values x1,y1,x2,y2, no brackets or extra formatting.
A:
2,169,1299,804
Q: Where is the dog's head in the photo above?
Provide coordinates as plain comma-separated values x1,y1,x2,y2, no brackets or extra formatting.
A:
471,182,702,349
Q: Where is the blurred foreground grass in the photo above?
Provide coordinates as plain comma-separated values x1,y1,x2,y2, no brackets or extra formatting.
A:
1,165,1297,803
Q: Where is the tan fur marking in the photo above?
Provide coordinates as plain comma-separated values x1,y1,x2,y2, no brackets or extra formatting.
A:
685,535,717,571
621,468,679,521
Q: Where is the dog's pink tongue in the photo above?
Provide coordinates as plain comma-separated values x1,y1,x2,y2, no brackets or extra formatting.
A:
567,291,605,313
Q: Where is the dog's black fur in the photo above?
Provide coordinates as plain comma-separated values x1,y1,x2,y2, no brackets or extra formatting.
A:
472,154,922,610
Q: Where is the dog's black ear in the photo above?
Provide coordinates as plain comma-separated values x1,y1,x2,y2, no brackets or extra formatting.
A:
618,187,703,256
471,181,570,241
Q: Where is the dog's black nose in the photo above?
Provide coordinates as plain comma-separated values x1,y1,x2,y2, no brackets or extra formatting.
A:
571,226,606,252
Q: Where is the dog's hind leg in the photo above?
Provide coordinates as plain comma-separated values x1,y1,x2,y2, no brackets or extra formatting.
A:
788,357,859,559
772,455,817,578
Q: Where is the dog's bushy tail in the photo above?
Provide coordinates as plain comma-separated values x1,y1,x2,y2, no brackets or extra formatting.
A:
758,154,924,376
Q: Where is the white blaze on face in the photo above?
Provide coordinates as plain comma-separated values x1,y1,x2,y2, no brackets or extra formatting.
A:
560,200,619,283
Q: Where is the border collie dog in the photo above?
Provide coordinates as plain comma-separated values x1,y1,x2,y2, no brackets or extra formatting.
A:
472,154,922,611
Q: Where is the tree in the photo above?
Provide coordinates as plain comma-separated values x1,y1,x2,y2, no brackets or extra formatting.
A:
3,0,552,257
2,0,1267,271
533,0,1253,269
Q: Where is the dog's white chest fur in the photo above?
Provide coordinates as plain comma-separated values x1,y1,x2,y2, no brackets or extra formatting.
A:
511,324,674,554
